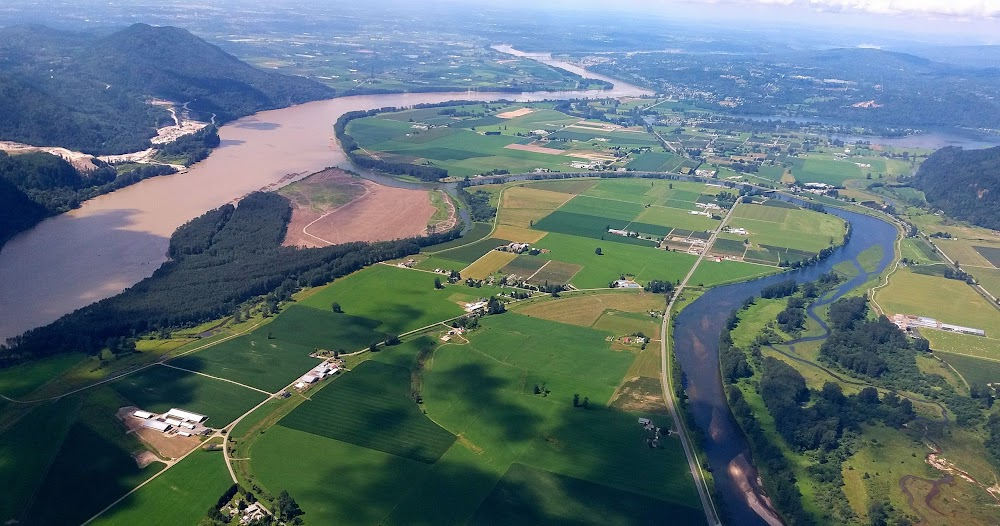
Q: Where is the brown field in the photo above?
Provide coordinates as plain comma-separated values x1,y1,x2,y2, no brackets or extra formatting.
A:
462,250,519,279
513,291,663,327
497,107,535,119
501,186,573,210
490,225,547,243
282,169,446,247
566,152,617,162
503,143,564,155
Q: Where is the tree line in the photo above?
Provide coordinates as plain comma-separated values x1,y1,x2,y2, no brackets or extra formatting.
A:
909,145,1000,230
1,191,461,364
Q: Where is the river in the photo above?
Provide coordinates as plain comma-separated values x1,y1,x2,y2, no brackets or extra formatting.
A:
673,205,899,524
0,53,650,344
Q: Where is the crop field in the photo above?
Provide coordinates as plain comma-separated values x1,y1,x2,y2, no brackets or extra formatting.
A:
926,330,1000,361
689,260,780,287
973,267,1000,299
634,205,720,232
934,239,997,268
91,449,232,526
501,186,572,210
0,397,79,522
532,232,697,289
490,224,547,243
625,151,689,172
878,269,1000,335
261,304,385,352
0,353,84,398
974,245,1000,267
726,204,846,254
591,310,660,338
558,194,646,221
171,333,322,393
514,291,663,328
938,352,1000,387
279,361,455,463
500,254,548,277
113,365,268,425
470,463,702,525
425,222,493,252
523,178,597,194
463,250,519,279
528,260,583,285
426,236,513,264
789,157,863,186
299,264,467,333
533,211,653,246
900,237,941,264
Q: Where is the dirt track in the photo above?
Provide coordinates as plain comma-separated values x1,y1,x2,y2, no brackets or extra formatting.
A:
282,170,449,247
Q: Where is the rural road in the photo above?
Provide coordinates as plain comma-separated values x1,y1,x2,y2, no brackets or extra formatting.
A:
658,201,742,526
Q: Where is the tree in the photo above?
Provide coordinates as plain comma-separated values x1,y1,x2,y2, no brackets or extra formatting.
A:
385,334,400,346
331,302,343,313
533,384,541,394
275,490,304,522
573,394,580,407
595,247,603,256
369,342,379,353
433,277,443,289
582,396,589,408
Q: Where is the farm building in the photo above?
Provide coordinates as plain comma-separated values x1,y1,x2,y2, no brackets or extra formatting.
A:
165,408,208,423
165,417,185,427
892,314,986,337
132,410,154,419
143,420,172,432
178,431,193,437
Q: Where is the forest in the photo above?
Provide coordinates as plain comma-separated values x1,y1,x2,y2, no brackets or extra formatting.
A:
910,145,1000,230
0,192,460,364
0,23,333,154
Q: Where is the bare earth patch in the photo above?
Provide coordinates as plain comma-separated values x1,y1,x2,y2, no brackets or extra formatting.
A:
497,107,535,119
282,169,448,247
504,143,564,155
117,407,200,459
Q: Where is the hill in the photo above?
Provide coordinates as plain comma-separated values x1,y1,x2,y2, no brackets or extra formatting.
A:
0,23,334,155
911,145,1000,230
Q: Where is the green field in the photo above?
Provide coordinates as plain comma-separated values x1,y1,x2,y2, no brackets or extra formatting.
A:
938,352,1000,387
424,222,493,252
279,361,455,463
727,203,846,254
790,157,863,186
171,334,322,393
299,264,467,334
634,205,720,232
533,210,654,246
246,312,701,524
625,151,689,172
113,365,268,426
533,232,697,289
689,260,781,287
90,449,232,526
0,353,85,398
470,463,703,525
879,269,1000,335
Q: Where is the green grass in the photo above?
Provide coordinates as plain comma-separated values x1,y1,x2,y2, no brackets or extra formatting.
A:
279,361,455,463
424,222,493,252
973,267,1000,299
634,205,720,232
0,353,85,398
299,265,468,334
790,157,863,186
534,232,696,289
90,449,233,526
424,237,512,264
113,365,268,426
470,463,703,525
689,260,781,287
558,194,644,221
0,397,79,522
171,333,322,393
262,304,385,352
855,245,885,273
625,151,687,172
728,204,846,254
879,269,1000,334
937,352,1000,387
532,210,654,246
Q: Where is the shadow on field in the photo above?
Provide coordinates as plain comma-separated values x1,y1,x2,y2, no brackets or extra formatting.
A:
438,361,543,443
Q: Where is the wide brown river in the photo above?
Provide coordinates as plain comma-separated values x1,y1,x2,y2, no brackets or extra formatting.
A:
0,58,649,343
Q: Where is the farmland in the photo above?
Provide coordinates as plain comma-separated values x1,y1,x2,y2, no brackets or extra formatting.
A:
877,269,1000,336
112,365,269,426
346,103,677,178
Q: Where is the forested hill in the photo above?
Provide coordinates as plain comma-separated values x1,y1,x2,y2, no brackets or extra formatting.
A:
0,23,333,154
910,146,1000,230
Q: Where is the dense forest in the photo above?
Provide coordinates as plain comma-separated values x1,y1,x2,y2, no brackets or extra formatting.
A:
910,145,1000,230
0,192,460,364
0,23,333,154
0,151,181,249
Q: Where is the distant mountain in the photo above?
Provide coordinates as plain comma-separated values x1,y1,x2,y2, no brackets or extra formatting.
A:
0,23,334,155
911,146,1000,230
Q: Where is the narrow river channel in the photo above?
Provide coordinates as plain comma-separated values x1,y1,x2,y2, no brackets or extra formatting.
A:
673,205,898,524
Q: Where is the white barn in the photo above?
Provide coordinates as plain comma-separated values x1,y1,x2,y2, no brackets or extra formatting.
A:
132,410,154,419
143,420,172,432
165,408,208,423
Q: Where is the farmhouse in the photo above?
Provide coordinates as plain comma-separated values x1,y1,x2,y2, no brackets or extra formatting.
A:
165,408,208,424
143,420,172,432
612,279,642,289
